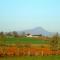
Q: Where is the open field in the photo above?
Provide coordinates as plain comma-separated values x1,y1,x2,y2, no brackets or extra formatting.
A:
0,37,60,60
2,37,48,44
0,55,60,60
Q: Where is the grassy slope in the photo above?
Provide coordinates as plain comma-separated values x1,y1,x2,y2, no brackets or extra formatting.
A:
0,55,60,60
3,37,48,44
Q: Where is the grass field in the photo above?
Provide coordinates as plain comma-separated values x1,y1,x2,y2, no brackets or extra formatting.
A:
0,55,60,60
2,37,48,44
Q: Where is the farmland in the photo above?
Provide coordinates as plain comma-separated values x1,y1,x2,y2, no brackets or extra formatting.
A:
0,55,60,60
0,34,60,60
0,37,48,44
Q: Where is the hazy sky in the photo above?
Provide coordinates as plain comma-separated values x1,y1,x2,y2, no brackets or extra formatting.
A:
0,0,60,32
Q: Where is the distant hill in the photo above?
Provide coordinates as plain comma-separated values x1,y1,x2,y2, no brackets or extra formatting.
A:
19,27,52,36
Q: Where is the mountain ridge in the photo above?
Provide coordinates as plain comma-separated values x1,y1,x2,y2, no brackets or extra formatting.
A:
18,27,52,36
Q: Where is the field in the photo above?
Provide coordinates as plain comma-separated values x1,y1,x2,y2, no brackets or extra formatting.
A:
2,37,48,44
0,37,60,60
0,55,60,60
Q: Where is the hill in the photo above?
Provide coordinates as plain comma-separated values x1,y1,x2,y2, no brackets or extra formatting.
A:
19,27,52,36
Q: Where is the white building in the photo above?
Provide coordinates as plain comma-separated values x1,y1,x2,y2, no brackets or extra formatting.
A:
26,34,32,37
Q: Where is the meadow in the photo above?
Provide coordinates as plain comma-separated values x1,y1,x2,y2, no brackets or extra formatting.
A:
0,55,60,60
1,37,48,44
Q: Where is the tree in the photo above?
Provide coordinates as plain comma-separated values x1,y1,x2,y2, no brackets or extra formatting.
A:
0,32,5,37
49,33,59,51
39,34,42,36
0,32,6,46
22,32,25,37
12,31,19,37
6,32,12,36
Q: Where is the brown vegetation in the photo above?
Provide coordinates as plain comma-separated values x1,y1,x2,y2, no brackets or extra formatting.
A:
0,44,60,56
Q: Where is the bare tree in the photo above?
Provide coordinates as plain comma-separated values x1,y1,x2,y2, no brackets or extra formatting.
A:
0,32,5,37
22,32,25,37
0,32,6,46
49,32,59,51
6,32,12,36
13,31,19,37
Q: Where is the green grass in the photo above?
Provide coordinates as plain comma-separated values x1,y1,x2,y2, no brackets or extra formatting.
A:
0,55,60,60
3,37,48,44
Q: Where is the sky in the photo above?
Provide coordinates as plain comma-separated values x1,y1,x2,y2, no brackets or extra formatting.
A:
0,0,60,32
